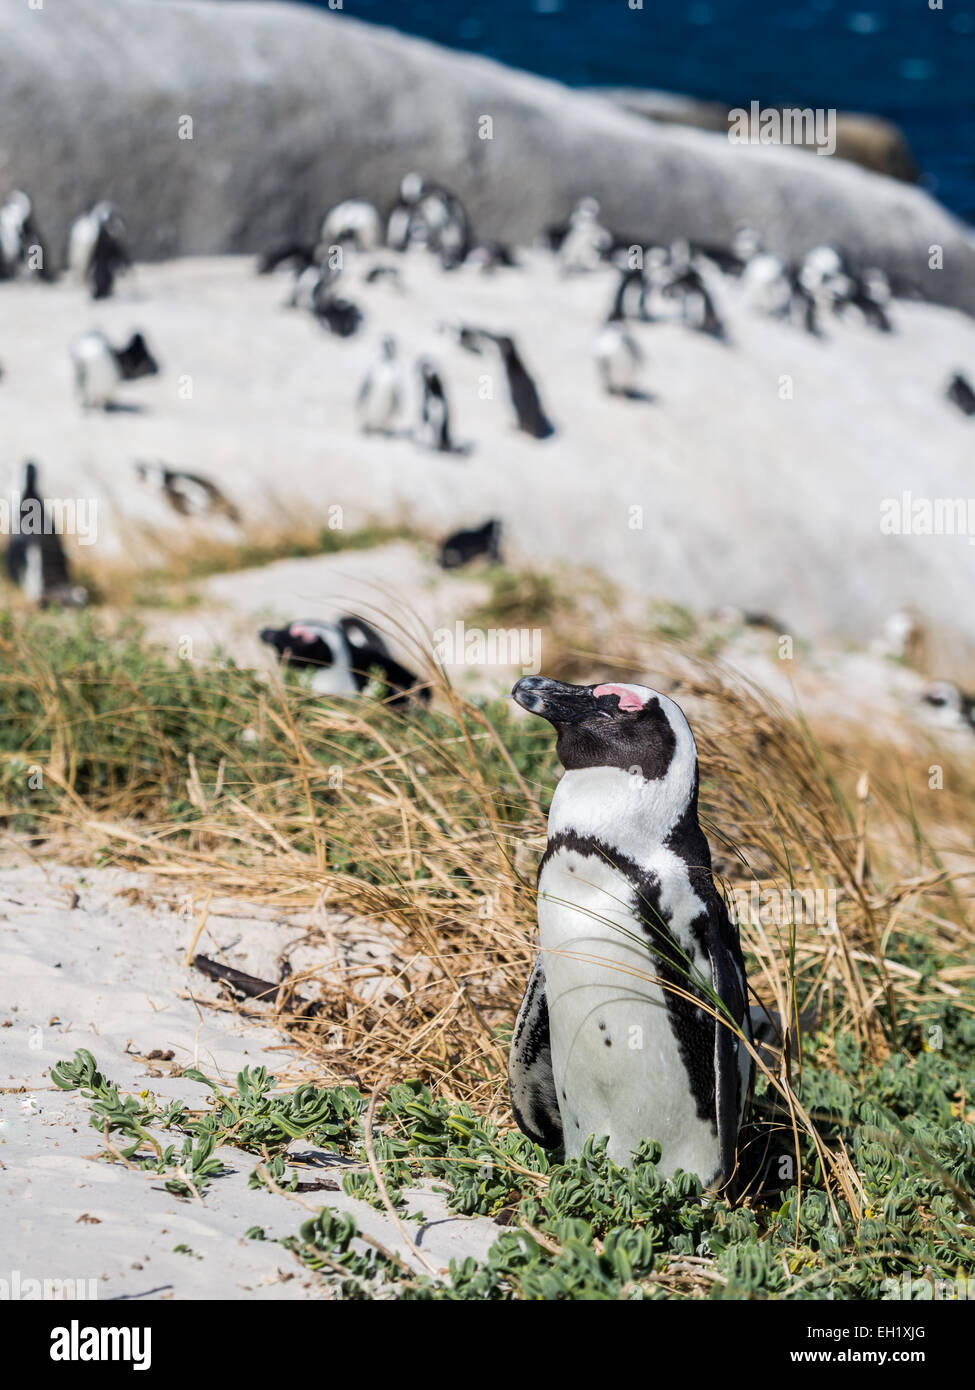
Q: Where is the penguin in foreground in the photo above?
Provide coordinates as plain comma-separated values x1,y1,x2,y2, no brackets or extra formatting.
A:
259,617,429,705
508,676,752,1187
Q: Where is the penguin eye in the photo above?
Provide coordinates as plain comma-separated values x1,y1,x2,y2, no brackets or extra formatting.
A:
597,710,614,720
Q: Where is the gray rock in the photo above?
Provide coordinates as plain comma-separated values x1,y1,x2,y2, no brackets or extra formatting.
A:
1,0,973,311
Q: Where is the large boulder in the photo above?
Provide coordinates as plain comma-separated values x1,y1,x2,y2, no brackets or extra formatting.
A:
0,0,973,311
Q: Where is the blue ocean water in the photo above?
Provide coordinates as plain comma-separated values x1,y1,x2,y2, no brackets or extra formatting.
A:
307,0,975,221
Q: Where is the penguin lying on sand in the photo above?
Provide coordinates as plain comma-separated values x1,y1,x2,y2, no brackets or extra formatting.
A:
260,617,429,705
134,461,240,523
508,676,752,1186
438,518,502,569
5,461,88,607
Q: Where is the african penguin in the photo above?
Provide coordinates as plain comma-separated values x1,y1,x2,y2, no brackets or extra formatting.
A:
0,190,51,281
662,263,726,340
416,359,454,452
70,330,159,409
67,203,129,299
921,680,975,734
134,461,240,523
592,275,645,397
386,173,469,270
259,618,428,705
356,336,403,434
320,199,383,254
454,328,554,439
5,461,87,607
315,293,363,337
508,676,752,1187
257,240,316,276
438,518,502,570
947,372,975,417
558,197,612,274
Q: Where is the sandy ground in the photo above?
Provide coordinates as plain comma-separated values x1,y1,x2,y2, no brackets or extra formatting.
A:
0,859,502,1300
1,249,974,672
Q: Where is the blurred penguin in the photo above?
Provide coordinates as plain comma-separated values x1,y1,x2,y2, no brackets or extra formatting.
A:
558,197,612,274
5,461,88,607
356,336,404,435
416,359,454,452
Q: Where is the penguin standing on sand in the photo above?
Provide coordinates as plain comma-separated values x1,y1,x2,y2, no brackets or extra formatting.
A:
508,677,751,1186
558,197,612,274
493,335,555,438
356,336,403,435
454,327,554,439
134,461,240,523
592,275,645,397
67,203,130,299
5,461,87,607
416,359,454,452
0,190,51,281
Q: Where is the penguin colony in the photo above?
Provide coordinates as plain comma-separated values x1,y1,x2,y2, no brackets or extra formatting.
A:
1,177,970,705
0,174,971,1180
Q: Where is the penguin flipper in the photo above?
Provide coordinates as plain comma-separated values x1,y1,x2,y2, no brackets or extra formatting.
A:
338,615,390,657
508,958,563,1149
706,900,751,1186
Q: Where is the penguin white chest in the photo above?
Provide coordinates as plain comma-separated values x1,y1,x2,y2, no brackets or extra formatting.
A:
592,325,638,393
359,365,400,431
71,336,119,408
537,846,718,1178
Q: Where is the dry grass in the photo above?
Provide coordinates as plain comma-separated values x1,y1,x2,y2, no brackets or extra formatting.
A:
2,603,974,1241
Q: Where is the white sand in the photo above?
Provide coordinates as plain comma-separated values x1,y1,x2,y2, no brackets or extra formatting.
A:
0,860,502,1300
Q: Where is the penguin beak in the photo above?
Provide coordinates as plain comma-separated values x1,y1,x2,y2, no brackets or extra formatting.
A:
512,676,596,726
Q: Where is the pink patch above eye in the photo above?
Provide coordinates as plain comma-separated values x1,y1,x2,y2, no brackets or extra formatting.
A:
288,624,317,643
593,683,644,712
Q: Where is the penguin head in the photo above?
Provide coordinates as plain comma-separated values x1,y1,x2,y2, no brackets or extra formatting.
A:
512,676,692,782
921,680,962,718
400,172,426,204
21,459,39,495
260,620,342,672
